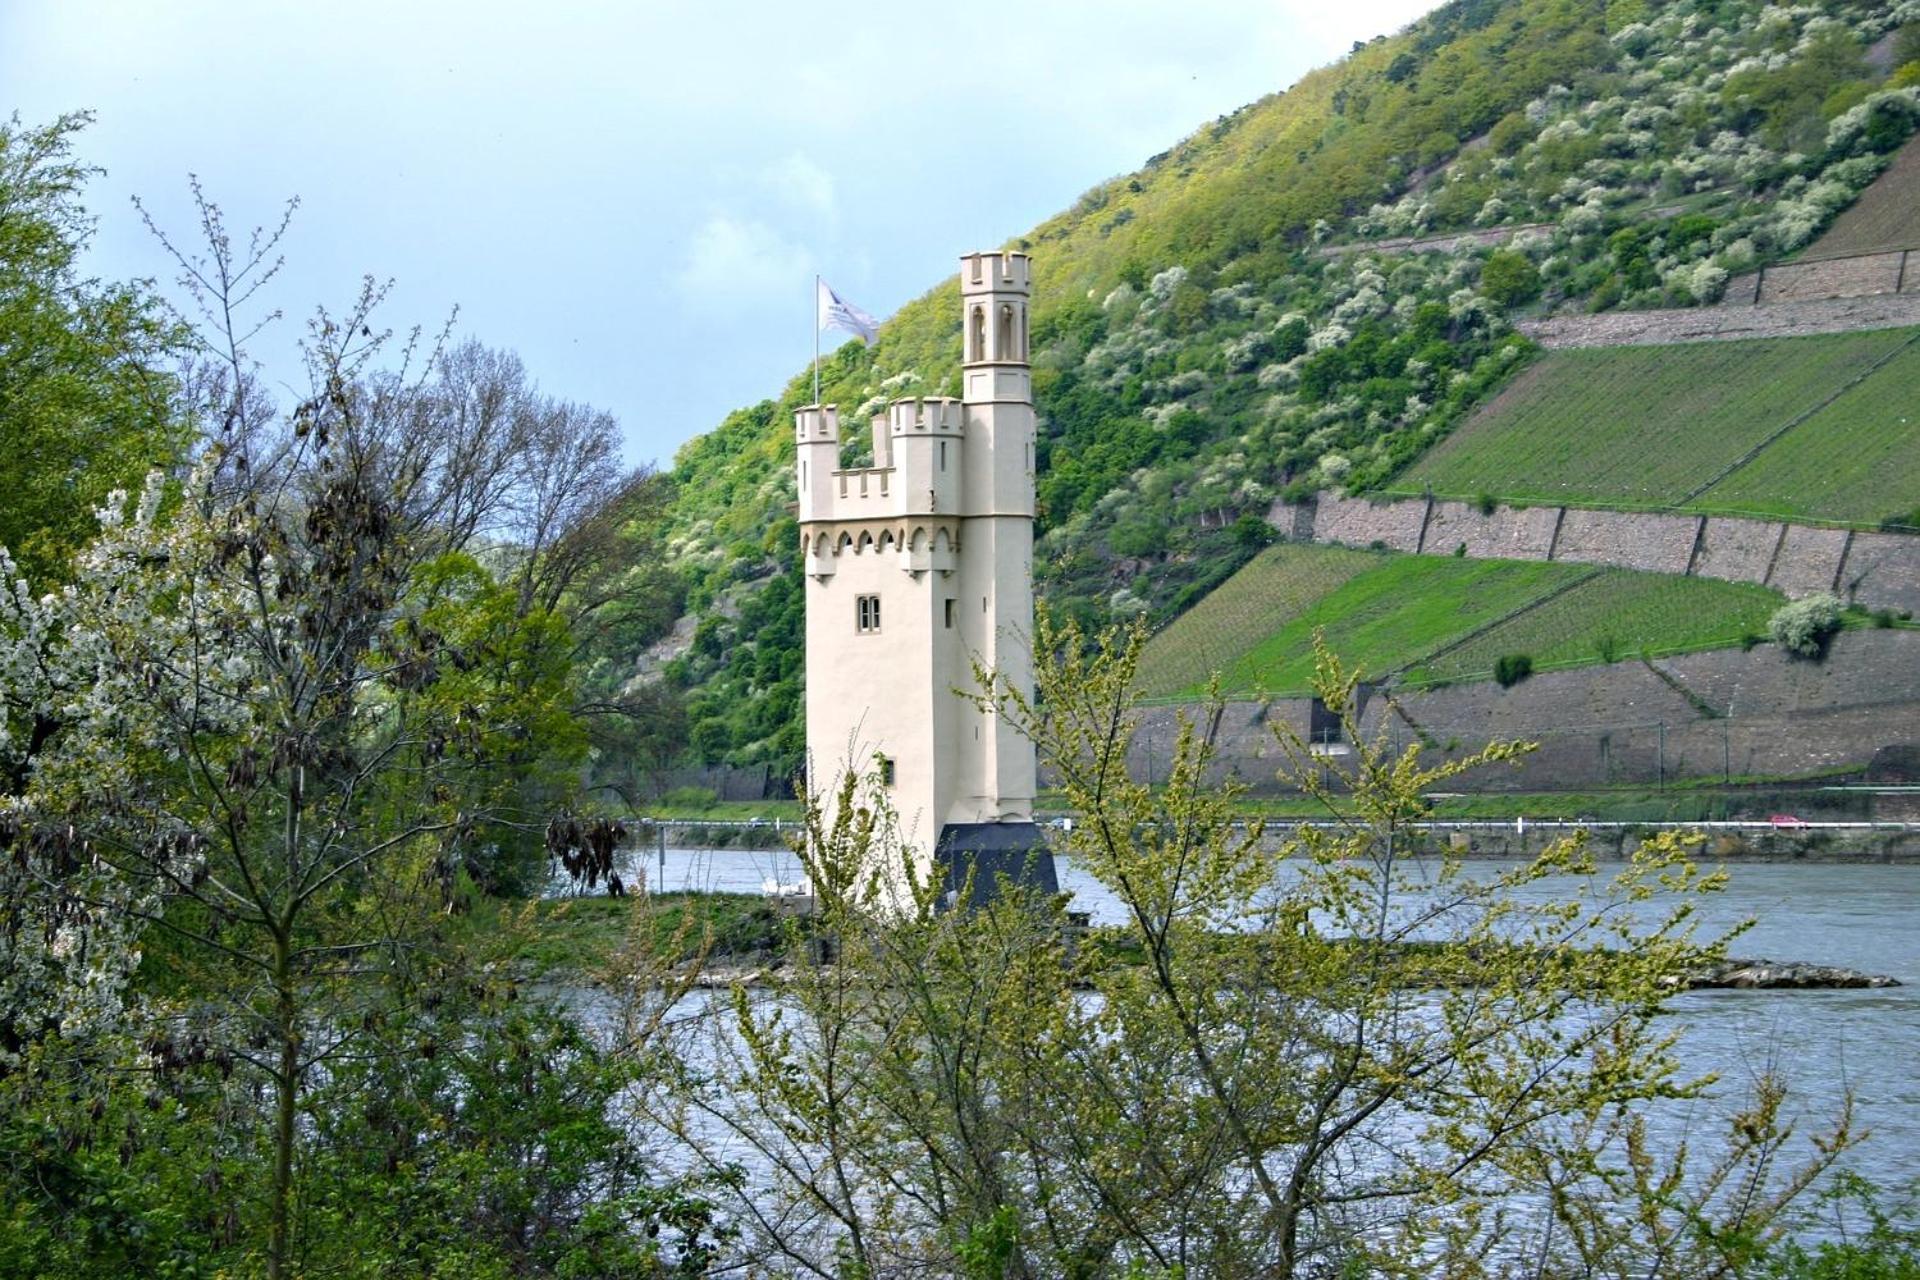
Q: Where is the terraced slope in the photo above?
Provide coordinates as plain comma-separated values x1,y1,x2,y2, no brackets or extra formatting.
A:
1408,570,1782,685
1130,543,1377,698
1137,546,1782,700
1802,133,1920,258
1395,327,1920,524
1692,339,1920,521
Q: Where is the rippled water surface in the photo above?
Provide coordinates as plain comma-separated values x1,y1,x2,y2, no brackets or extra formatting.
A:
580,847,1920,1189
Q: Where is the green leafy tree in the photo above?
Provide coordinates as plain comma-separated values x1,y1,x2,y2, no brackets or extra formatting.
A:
0,113,185,583
0,189,634,1276
1479,249,1543,307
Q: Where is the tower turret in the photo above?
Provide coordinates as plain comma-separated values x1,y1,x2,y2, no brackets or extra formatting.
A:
794,403,840,526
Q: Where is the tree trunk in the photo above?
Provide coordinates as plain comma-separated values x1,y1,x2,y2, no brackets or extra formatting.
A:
268,932,297,1280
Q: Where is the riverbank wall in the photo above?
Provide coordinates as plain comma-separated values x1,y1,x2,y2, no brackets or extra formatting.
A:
631,819,1919,863
1317,820,1920,863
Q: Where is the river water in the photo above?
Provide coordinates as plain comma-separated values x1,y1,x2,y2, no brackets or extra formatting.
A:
571,846,1920,1193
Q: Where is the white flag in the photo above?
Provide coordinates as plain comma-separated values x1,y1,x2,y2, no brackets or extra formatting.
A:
817,279,880,343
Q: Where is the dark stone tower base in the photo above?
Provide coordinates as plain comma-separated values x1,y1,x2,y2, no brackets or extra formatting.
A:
935,821,1060,909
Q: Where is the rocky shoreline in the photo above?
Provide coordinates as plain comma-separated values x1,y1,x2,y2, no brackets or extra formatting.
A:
679,957,1902,993
1683,958,1902,990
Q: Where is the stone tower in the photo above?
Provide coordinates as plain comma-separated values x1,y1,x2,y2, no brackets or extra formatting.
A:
797,250,1055,904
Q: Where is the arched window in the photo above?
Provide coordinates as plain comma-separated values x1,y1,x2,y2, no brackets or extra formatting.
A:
857,530,875,553
997,304,1014,361
970,306,986,362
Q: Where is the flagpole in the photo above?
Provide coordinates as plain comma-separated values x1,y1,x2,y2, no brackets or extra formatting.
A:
813,274,821,406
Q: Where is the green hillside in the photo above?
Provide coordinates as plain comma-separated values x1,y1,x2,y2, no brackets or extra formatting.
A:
645,0,1920,767
1137,544,1782,699
1394,328,1920,524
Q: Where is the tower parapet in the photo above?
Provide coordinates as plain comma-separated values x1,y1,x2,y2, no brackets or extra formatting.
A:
889,396,964,516
961,250,1032,297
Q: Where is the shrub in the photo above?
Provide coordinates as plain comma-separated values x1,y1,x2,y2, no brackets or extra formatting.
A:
1758,1170,1920,1278
1494,653,1534,687
1489,110,1534,156
1879,507,1920,533
1480,250,1543,307
1109,519,1170,558
662,784,719,810
1768,593,1844,659
1476,492,1499,515
1231,513,1277,550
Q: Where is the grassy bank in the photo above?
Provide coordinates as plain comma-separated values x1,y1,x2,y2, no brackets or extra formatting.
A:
452,892,786,977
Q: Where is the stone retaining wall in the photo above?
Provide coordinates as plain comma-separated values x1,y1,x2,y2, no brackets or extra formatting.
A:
1342,825,1920,863
1304,493,1427,552
1520,292,1920,347
1293,493,1920,612
1691,516,1780,582
1768,524,1850,598
1843,531,1920,615
1419,498,1559,559
1756,250,1911,303
1550,507,1697,574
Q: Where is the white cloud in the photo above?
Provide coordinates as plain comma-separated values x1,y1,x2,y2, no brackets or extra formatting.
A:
764,152,836,220
676,214,813,313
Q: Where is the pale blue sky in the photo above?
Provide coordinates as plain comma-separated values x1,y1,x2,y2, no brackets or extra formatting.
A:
4,0,1435,467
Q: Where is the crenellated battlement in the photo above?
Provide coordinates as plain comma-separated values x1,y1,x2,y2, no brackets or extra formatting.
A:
961,251,1031,296
887,395,963,434
798,393,976,529
795,402,840,443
